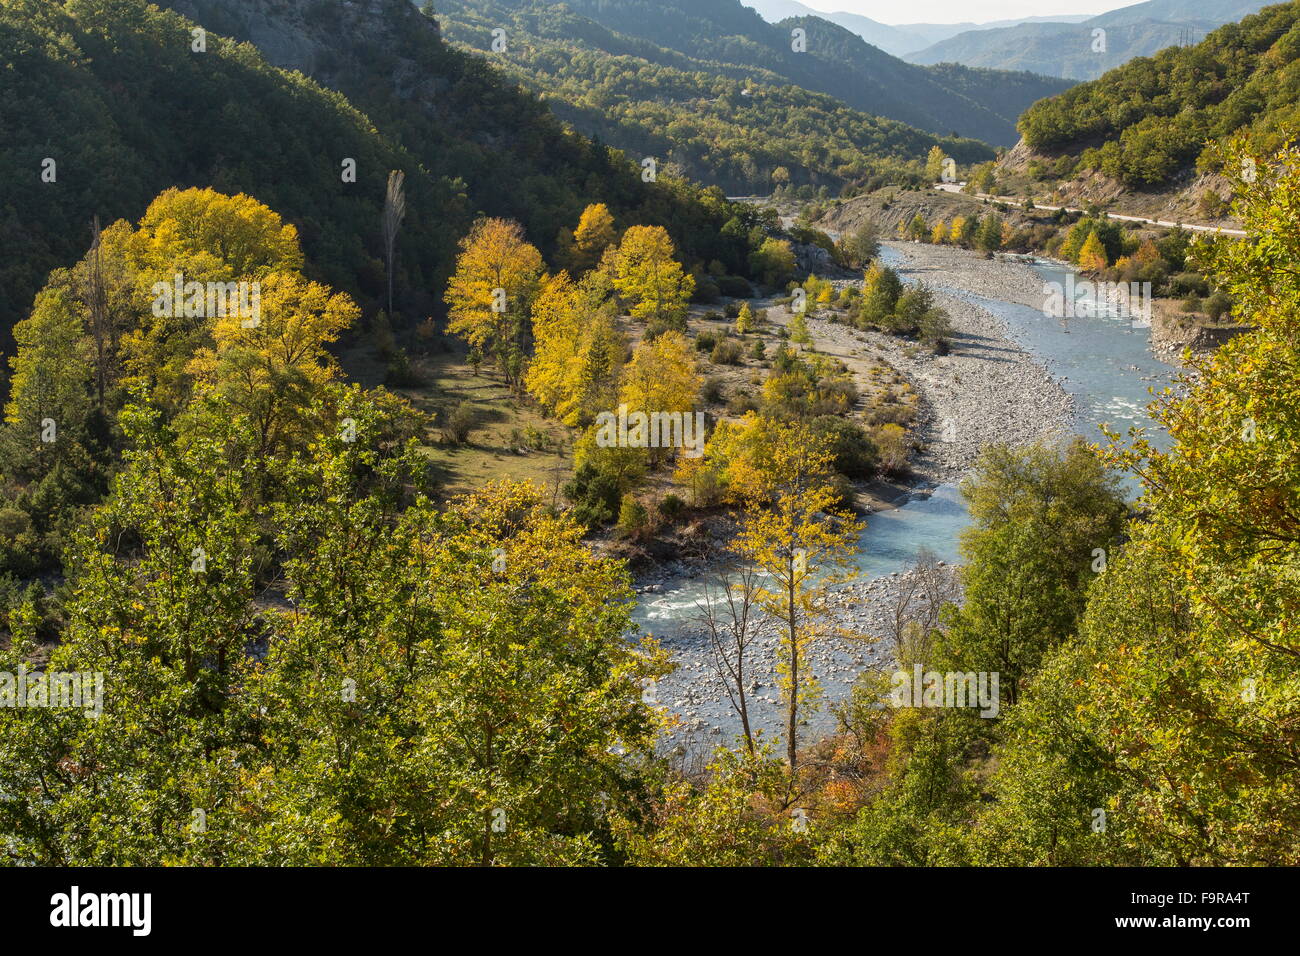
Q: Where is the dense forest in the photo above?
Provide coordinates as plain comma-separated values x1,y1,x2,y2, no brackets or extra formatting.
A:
432,0,993,194
0,0,766,337
436,0,1072,150
1016,0,1300,188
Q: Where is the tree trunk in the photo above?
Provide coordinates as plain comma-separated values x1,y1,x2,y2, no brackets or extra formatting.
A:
786,559,798,771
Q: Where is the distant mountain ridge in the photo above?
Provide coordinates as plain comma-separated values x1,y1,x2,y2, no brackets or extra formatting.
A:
905,0,1274,79
448,0,1072,147
744,0,1091,57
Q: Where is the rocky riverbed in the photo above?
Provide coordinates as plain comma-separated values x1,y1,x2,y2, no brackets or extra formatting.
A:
637,241,1079,756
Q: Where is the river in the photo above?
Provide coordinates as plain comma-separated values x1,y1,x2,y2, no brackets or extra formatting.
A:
632,250,1178,754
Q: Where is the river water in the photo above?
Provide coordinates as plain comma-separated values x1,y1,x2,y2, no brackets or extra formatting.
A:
632,252,1178,752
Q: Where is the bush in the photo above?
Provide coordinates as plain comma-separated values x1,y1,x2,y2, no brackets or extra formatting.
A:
710,338,743,365
811,416,879,479
717,276,754,298
441,401,475,444
750,339,766,360
563,463,620,530
1170,271,1209,297
918,307,952,354
727,390,760,415
695,330,718,352
701,375,725,404
384,348,425,387
658,493,685,522
617,494,649,539
1204,290,1233,322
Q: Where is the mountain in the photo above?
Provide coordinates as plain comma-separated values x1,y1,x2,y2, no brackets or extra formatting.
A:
999,1,1300,219
906,0,1273,79
743,1,1094,56
430,0,993,194
743,0,931,55
443,0,1073,147
0,0,762,332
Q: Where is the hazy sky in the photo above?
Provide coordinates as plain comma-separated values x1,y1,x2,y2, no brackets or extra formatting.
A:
812,0,1133,25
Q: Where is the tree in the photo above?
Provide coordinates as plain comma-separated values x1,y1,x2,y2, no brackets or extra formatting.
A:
976,214,1004,253
749,238,796,288
732,422,863,771
119,188,305,410
0,385,665,865
617,330,701,465
931,441,1126,706
736,302,754,334
572,203,616,272
696,567,774,757
186,271,359,458
789,311,811,345
858,262,902,328
444,218,544,389
525,271,622,426
3,281,94,476
611,225,693,334
924,146,946,182
840,219,880,267
382,170,406,319
1077,231,1108,272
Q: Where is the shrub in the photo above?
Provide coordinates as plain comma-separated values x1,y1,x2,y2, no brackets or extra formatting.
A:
441,401,475,444
811,416,879,479
617,494,649,539
658,493,685,522
710,338,744,365
563,463,620,529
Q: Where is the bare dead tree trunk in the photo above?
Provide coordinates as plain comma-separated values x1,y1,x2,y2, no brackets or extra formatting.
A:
382,170,406,321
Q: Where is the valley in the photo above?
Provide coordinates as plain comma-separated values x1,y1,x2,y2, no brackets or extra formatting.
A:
0,0,1296,875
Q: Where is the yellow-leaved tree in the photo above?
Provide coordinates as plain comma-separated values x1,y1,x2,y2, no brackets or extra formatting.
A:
526,271,623,426
572,203,617,272
619,329,700,459
611,226,694,333
118,188,305,409
732,421,863,772
187,271,358,457
444,217,544,389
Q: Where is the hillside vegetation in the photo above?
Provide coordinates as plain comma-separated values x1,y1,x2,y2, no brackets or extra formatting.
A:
434,0,994,194
1014,1,1300,190
0,0,759,336
438,0,1071,150
906,0,1271,80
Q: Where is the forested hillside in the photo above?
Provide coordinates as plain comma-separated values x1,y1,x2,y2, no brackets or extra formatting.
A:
431,0,993,193
436,0,1072,148
0,0,756,335
1012,1,1300,190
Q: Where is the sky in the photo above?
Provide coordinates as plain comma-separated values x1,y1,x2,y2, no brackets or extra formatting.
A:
814,0,1134,25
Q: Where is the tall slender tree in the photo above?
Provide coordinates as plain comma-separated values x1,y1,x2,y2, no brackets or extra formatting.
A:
382,170,406,320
